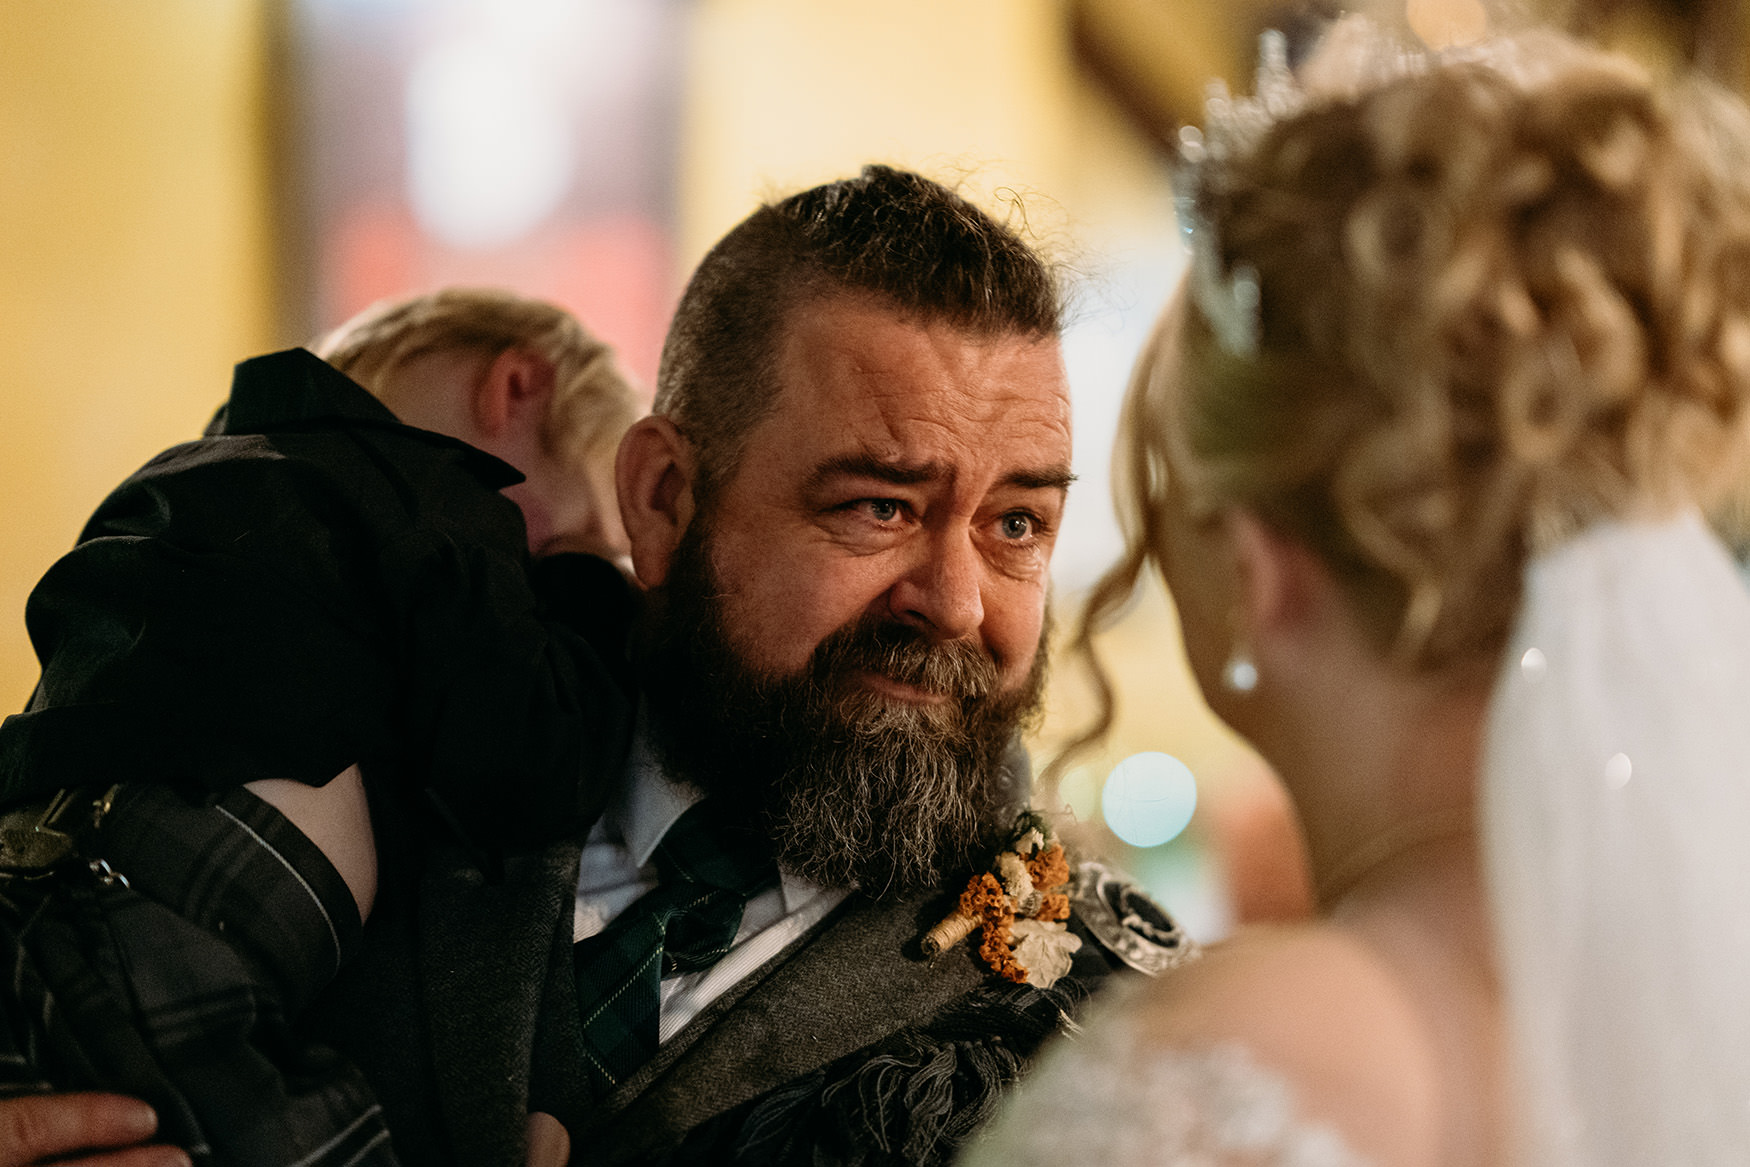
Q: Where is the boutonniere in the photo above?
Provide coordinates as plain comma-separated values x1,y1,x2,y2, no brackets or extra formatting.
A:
922,811,1082,989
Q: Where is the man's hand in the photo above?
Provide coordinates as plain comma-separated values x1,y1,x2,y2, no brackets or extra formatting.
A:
526,1112,569,1167
0,1094,189,1167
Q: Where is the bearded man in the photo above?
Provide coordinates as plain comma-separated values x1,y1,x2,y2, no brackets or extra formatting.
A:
0,167,1186,1167
532,165,1190,1165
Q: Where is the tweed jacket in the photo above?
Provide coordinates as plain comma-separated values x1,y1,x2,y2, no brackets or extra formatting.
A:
310,822,1190,1166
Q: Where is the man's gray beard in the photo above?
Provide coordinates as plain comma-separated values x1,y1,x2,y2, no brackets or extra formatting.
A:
638,528,1047,899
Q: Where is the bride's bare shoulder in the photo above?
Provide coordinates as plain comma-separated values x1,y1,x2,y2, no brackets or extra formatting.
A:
1129,923,1442,1166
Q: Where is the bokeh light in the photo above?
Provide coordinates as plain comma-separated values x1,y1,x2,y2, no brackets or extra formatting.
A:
1101,751,1198,848
404,41,574,249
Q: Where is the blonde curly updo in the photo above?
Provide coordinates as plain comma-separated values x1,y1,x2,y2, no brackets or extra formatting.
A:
1125,25,1750,672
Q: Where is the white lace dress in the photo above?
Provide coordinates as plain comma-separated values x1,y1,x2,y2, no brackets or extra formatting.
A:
961,995,1368,1167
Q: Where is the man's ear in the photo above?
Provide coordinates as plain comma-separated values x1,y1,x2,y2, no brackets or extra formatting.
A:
470,347,555,442
615,415,697,589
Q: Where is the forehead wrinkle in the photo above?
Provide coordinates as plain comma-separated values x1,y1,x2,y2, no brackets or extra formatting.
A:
856,379,1062,433
804,452,946,492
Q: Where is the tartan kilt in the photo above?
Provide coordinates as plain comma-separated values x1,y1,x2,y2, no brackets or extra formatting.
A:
0,783,399,1166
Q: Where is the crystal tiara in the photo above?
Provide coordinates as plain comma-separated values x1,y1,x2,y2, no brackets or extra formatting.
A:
1173,29,1308,357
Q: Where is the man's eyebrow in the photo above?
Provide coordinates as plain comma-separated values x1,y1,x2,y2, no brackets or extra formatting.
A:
1008,467,1077,492
805,454,941,490
805,454,1075,493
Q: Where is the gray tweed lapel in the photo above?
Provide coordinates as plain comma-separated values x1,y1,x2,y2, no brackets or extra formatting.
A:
583,890,991,1164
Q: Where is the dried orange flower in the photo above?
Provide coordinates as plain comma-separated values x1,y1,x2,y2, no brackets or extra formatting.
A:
1036,892,1070,922
1025,842,1070,893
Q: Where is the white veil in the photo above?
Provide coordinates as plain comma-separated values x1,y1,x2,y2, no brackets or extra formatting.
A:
1483,511,1750,1165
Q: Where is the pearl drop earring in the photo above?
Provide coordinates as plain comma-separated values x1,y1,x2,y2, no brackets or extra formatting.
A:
1222,645,1258,693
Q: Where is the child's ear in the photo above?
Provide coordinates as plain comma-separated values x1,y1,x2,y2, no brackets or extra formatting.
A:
615,416,698,589
471,347,555,441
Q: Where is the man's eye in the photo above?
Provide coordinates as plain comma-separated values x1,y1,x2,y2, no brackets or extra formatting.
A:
999,512,1036,540
862,499,903,523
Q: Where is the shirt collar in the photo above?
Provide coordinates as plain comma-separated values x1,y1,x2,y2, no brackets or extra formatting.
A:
221,348,401,431
214,348,524,490
612,709,703,868
777,870,829,914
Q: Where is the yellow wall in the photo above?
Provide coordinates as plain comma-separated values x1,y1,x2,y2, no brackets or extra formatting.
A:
0,2,279,707
677,0,1164,277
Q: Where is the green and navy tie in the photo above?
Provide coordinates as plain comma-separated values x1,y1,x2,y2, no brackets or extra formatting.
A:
572,800,778,1098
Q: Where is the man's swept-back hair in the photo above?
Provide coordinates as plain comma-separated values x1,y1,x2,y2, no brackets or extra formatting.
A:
656,164,1063,497
316,286,641,465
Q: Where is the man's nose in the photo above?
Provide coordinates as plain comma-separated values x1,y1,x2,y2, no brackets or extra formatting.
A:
886,530,985,641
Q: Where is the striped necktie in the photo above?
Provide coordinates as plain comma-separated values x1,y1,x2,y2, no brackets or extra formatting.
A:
572,799,778,1098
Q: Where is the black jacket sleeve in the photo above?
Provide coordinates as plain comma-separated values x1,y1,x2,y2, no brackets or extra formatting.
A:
0,425,631,856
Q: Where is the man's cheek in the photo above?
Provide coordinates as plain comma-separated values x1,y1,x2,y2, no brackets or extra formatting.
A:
999,603,1053,698
993,604,1048,677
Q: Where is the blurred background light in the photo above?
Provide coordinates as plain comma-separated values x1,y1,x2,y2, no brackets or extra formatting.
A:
1101,751,1198,848
1407,0,1491,47
404,41,574,249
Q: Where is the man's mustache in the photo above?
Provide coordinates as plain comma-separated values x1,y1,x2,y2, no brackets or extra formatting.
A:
807,616,999,704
